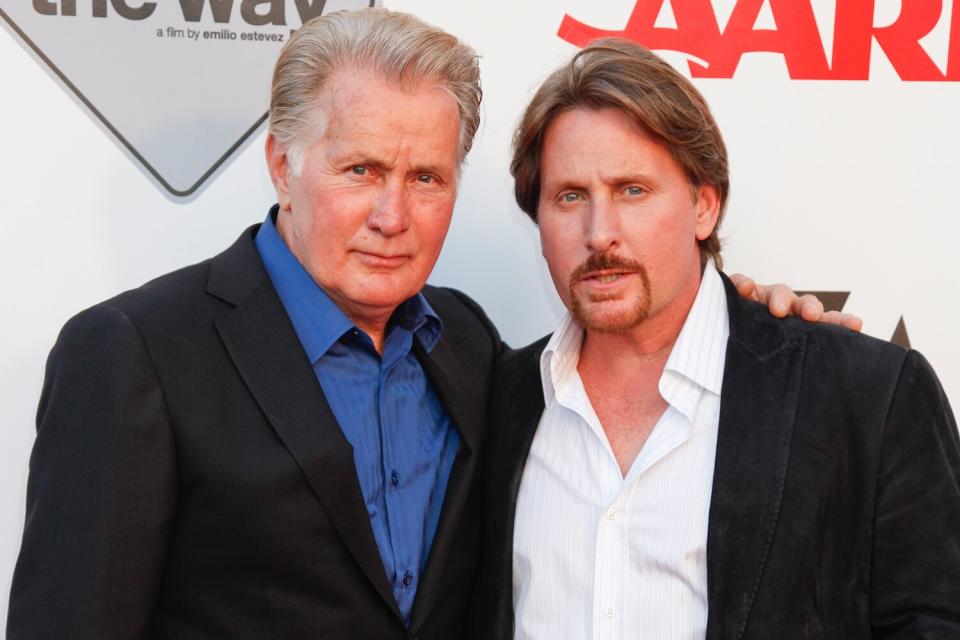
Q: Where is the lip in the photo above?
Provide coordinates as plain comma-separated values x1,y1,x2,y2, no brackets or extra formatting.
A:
580,269,635,280
354,251,410,269
582,268,633,278
576,270,636,289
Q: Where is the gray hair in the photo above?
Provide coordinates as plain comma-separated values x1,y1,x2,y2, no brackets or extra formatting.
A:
269,8,482,174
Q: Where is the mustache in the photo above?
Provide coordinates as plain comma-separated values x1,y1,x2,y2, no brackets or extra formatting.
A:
570,252,644,284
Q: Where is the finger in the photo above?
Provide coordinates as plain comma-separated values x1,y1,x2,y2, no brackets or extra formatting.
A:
730,273,758,300
822,311,864,332
797,294,824,322
841,313,864,332
765,284,795,317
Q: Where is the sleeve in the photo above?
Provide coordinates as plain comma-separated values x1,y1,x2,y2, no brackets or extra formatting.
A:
7,303,177,640
870,349,960,637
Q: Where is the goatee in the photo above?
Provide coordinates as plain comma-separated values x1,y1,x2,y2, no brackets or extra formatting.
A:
569,252,651,334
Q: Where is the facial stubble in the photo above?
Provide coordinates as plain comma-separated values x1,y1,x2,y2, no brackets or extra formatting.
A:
569,252,652,334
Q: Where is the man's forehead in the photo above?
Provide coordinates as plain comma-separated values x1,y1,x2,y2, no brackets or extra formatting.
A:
540,108,672,178
300,70,460,172
322,64,447,107
321,67,458,128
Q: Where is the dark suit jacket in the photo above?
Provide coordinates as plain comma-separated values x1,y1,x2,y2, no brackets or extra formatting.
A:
8,225,501,640
482,273,960,639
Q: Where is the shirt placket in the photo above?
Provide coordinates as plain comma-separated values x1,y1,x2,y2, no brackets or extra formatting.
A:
378,339,418,610
592,461,629,640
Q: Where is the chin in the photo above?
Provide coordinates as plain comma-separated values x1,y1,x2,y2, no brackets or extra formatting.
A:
572,299,651,334
354,283,420,308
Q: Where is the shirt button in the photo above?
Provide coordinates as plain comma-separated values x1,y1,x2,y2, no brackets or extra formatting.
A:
391,470,400,487
604,606,615,618
402,571,414,587
605,507,618,520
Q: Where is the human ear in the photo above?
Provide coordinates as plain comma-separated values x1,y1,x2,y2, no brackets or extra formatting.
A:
694,184,720,241
265,134,293,212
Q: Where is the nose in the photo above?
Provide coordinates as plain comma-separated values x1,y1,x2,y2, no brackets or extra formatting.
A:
367,180,410,237
584,196,620,253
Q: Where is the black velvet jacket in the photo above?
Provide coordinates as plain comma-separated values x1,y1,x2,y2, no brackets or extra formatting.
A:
480,273,960,639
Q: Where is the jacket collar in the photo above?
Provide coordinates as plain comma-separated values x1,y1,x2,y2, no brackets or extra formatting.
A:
704,274,807,639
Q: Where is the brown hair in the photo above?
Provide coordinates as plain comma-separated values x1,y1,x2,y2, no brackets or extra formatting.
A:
270,8,481,174
511,39,729,268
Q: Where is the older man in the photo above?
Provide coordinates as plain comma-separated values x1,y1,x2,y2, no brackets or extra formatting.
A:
8,10,499,639
483,40,960,639
9,9,853,640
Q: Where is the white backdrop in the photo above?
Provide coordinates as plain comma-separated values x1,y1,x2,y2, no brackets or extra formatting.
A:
2,0,959,626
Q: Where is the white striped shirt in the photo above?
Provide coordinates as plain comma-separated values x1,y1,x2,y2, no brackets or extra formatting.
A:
513,264,730,640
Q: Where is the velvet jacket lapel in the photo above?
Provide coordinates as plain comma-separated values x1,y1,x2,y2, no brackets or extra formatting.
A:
494,341,547,556
207,228,402,621
704,276,806,639
484,337,549,640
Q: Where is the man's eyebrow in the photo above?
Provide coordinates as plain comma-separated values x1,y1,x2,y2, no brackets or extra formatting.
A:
540,177,583,192
544,172,653,189
605,171,654,184
336,152,387,167
331,152,453,176
409,163,454,176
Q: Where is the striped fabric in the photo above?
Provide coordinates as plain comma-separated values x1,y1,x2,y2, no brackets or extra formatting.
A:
513,264,730,640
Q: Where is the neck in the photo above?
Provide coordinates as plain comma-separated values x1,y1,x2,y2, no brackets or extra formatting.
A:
574,311,689,478
275,205,394,355
573,265,704,476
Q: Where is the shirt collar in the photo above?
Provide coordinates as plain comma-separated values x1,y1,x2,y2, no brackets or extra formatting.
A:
663,261,729,396
539,312,583,408
254,206,442,362
658,262,729,422
540,261,729,418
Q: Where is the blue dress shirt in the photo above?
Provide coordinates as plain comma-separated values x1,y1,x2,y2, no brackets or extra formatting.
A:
255,211,460,623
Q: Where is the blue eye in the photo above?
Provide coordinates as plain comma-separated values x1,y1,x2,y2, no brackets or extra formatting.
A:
625,185,643,196
561,192,580,203
351,166,367,175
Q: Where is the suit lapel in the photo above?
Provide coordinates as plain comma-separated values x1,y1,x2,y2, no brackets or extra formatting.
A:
209,231,402,622
417,336,483,453
407,336,484,632
705,276,807,640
